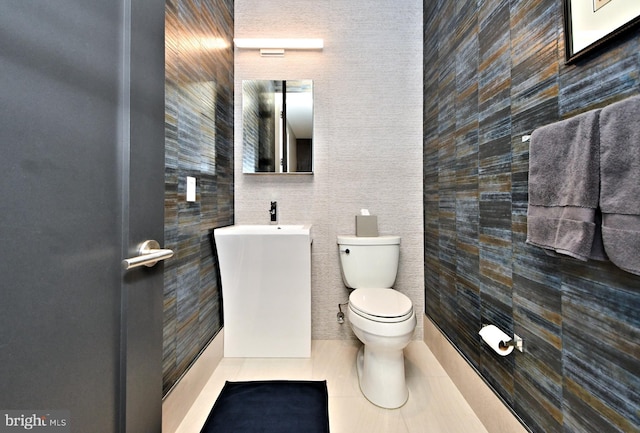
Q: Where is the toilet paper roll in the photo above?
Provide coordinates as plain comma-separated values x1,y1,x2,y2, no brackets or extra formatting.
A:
479,325,514,356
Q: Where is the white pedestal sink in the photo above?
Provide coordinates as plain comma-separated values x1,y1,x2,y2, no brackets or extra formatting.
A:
213,224,312,357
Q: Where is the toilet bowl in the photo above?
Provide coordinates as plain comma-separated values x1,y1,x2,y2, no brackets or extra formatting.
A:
337,235,416,409
349,288,416,408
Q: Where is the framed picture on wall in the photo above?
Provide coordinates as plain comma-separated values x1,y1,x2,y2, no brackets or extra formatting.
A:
564,0,640,63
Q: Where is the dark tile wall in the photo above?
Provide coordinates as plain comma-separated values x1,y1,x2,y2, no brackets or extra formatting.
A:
423,1,640,432
163,0,234,395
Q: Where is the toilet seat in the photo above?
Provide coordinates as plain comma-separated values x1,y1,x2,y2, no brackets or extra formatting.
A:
349,288,413,323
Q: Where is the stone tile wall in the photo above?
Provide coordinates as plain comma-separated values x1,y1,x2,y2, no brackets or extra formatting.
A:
163,0,234,395
424,1,640,431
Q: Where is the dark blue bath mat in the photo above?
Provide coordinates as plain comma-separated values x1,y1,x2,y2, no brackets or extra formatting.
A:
200,380,330,433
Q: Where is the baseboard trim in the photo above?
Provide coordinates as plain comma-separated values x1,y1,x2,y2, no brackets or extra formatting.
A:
423,316,529,433
162,329,224,433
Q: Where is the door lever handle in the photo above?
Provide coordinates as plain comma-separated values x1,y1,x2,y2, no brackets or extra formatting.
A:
122,240,174,270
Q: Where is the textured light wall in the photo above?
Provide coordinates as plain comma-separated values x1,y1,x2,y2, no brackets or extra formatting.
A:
234,0,423,340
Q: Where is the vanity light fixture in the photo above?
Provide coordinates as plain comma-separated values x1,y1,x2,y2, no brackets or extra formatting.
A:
233,38,324,56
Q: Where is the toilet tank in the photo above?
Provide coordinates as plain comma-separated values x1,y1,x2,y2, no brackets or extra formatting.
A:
337,235,400,288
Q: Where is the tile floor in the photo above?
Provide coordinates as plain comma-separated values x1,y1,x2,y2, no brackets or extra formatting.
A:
174,340,489,433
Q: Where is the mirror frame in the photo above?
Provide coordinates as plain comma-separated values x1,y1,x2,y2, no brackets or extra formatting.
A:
241,79,314,174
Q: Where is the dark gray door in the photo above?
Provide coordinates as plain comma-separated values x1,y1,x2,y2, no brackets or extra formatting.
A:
0,1,165,432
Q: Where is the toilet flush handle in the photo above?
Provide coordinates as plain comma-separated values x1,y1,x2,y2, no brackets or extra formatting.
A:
339,247,350,254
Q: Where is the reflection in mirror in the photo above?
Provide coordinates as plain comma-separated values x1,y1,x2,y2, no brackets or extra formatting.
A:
242,80,313,174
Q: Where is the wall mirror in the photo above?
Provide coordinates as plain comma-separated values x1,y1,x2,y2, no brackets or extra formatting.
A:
242,80,313,174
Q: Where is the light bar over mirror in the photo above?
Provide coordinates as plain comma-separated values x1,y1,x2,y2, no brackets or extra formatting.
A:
234,38,323,56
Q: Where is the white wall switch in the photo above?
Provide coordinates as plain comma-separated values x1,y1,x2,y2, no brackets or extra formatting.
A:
186,176,196,202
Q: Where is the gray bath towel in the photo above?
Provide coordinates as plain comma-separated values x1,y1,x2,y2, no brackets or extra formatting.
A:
599,95,640,276
526,109,606,261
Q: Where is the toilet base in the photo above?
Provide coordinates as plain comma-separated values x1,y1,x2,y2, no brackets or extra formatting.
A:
355,345,409,409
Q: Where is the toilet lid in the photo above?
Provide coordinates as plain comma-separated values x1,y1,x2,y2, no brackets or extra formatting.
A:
349,288,413,323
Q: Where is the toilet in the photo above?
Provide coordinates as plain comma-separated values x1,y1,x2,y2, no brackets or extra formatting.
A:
337,235,416,409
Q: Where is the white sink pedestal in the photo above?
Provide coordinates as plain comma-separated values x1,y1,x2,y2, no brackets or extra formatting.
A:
213,225,312,357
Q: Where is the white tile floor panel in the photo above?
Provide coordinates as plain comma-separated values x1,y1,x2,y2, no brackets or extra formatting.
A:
174,340,488,433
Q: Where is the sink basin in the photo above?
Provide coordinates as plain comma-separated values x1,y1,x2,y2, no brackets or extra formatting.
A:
213,224,312,357
216,224,311,234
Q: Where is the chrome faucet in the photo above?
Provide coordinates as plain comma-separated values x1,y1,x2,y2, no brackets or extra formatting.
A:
269,201,277,224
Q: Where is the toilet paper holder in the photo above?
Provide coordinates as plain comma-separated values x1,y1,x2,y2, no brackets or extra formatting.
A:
480,324,524,352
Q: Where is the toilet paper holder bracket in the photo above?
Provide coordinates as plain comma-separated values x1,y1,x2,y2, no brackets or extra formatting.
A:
500,334,524,352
